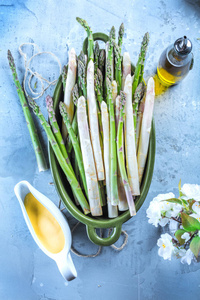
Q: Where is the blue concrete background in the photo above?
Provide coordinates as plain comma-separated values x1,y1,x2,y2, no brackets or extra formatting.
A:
1,0,200,299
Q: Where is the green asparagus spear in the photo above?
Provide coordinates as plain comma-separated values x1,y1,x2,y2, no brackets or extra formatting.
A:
133,82,146,139
107,77,118,205
94,41,100,73
99,49,105,76
117,92,136,216
76,17,94,61
46,95,73,172
118,23,124,55
107,26,115,80
28,98,90,214
62,65,67,92
94,68,104,105
66,84,79,154
132,32,149,97
7,50,48,172
114,43,122,94
78,58,87,99
59,102,88,198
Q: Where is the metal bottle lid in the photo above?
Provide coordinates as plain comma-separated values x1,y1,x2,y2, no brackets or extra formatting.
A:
174,36,192,55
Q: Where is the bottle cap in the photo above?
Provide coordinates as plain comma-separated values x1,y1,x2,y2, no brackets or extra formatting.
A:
174,36,192,55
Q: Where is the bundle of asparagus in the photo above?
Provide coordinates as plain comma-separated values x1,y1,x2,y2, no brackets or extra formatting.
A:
8,18,155,219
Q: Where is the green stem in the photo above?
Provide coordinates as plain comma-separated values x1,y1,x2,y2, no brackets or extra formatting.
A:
7,50,48,172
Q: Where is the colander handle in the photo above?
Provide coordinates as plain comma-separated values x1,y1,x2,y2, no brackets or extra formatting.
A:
86,224,122,246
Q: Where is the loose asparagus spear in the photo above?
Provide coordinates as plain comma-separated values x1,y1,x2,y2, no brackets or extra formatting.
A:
7,50,48,172
114,43,122,94
115,96,128,211
46,95,73,172
122,52,131,90
66,84,79,154
76,17,94,61
137,77,155,184
101,101,118,218
117,92,136,216
87,60,104,181
99,49,105,76
107,77,119,205
62,48,77,142
28,98,90,214
118,23,124,55
77,96,102,216
124,74,140,196
59,102,88,198
132,82,146,138
94,41,100,73
132,32,149,97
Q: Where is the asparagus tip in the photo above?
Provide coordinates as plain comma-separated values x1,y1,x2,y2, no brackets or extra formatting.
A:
72,83,79,106
28,97,40,115
119,91,126,110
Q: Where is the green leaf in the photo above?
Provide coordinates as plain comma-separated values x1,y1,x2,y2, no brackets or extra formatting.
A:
175,229,187,245
188,199,196,210
181,213,200,232
190,236,200,258
162,198,182,205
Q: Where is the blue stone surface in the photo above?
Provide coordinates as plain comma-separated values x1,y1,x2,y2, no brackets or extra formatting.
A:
1,0,200,299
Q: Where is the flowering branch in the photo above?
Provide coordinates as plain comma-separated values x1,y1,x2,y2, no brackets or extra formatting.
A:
146,182,200,265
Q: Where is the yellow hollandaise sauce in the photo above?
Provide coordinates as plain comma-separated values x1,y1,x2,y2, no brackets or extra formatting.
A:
24,193,65,254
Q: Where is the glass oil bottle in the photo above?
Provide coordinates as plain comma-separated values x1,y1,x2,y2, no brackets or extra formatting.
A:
157,36,193,86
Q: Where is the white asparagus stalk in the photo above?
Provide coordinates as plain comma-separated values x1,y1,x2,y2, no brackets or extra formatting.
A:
115,96,128,211
62,48,77,142
137,77,155,184
136,93,146,153
87,60,105,181
77,96,102,216
124,74,140,196
112,80,117,104
122,52,131,90
101,101,118,218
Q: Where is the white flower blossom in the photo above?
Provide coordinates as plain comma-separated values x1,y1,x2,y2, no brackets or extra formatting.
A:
190,213,200,223
173,247,186,258
192,202,200,214
181,232,190,243
157,233,174,260
169,219,178,233
180,249,194,265
146,193,182,227
181,184,200,201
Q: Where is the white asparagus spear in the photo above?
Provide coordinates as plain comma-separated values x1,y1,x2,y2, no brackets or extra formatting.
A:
101,101,118,218
77,96,102,216
62,48,77,142
87,60,104,181
115,96,128,211
122,52,131,90
136,93,146,153
137,77,155,184
124,74,140,196
112,80,117,104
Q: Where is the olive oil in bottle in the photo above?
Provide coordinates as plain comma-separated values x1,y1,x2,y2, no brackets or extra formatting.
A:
157,36,193,86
